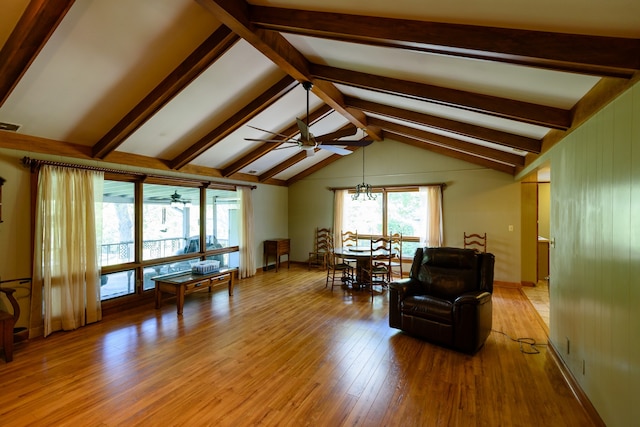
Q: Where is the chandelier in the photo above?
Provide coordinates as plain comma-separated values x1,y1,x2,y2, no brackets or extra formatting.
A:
352,147,376,200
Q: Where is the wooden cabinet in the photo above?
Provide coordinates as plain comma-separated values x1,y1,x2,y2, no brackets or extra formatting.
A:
263,239,290,272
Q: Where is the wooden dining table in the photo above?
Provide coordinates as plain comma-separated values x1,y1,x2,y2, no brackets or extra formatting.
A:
333,246,381,287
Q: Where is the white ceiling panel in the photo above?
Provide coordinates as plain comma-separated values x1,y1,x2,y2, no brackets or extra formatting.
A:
285,34,600,109
0,0,219,144
119,40,285,159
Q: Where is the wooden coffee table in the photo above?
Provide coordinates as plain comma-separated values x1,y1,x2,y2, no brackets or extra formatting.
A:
152,268,235,315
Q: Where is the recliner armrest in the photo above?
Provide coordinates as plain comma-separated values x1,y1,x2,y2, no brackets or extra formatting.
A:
454,290,492,306
389,278,417,329
389,278,413,299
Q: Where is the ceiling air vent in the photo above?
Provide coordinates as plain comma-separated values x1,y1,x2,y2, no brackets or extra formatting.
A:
0,122,20,132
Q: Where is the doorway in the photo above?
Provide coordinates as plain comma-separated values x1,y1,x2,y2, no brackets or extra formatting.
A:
520,167,550,328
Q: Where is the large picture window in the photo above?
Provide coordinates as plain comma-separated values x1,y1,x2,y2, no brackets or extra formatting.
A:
339,185,443,258
100,179,242,301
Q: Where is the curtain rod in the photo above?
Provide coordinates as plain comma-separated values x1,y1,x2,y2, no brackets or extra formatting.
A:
328,183,447,191
21,157,257,190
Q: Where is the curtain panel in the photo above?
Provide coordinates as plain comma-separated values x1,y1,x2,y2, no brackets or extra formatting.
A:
30,166,103,338
333,189,346,248
239,186,256,279
420,185,443,247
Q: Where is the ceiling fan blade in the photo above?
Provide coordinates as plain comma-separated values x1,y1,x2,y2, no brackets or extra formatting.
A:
244,138,294,143
321,140,373,146
274,145,299,151
315,125,357,142
247,125,291,139
319,145,352,155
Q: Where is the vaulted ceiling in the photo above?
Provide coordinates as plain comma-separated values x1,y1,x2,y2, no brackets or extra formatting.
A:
1,0,639,186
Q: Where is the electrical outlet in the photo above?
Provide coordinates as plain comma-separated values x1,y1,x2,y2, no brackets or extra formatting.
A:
508,225,514,232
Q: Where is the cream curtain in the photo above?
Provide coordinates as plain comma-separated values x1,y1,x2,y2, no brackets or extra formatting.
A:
239,186,256,278
31,166,103,338
420,185,443,247
333,189,346,247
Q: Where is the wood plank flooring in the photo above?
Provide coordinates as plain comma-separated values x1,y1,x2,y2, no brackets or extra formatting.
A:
0,266,595,426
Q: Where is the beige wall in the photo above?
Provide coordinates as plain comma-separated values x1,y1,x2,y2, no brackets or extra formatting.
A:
0,149,32,281
0,149,33,328
289,139,522,284
529,81,639,426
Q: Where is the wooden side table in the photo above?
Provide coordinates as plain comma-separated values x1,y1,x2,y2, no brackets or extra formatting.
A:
263,239,290,272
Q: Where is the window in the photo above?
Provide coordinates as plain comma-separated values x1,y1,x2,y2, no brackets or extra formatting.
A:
340,186,443,257
142,184,200,261
99,179,242,301
205,189,240,268
101,181,134,267
101,181,135,300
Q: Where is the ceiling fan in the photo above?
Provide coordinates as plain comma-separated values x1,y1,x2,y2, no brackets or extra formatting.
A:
169,190,191,208
245,81,372,157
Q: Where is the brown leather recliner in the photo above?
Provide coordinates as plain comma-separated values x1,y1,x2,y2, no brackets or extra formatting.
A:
389,247,495,354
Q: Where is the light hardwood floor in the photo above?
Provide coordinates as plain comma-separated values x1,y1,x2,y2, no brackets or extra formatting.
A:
520,280,550,331
0,266,595,426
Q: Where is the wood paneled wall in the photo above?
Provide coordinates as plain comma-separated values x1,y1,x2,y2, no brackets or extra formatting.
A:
549,81,640,426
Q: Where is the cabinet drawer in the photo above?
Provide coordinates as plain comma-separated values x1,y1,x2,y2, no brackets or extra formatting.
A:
210,273,231,283
185,280,209,292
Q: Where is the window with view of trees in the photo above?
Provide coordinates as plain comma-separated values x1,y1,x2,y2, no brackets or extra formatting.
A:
99,179,241,301
340,186,443,258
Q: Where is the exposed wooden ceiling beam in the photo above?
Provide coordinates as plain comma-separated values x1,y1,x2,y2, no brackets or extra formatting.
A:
312,64,572,130
259,150,309,182
385,131,516,175
285,148,359,186
221,104,332,177
169,75,298,170
93,25,239,159
345,96,542,153
0,0,75,107
250,6,640,78
195,0,383,141
369,117,524,166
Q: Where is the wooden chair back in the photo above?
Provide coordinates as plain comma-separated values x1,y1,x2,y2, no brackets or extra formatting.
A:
341,230,358,248
463,232,487,252
389,232,403,279
366,236,392,287
309,227,331,269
